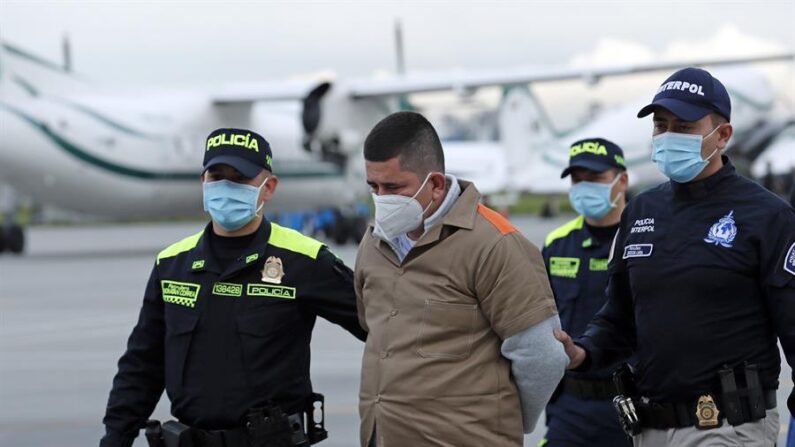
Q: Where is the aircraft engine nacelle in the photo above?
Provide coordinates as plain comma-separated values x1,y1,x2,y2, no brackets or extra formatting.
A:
301,82,396,163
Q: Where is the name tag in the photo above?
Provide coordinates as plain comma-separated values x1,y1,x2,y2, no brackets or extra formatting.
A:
549,257,580,278
623,244,653,259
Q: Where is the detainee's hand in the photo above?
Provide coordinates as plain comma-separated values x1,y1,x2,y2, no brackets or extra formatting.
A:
553,329,586,370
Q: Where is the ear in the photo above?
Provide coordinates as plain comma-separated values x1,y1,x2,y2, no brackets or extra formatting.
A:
716,123,733,150
260,175,279,203
429,172,447,201
619,171,629,188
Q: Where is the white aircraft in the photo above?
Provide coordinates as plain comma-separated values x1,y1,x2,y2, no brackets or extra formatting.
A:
0,38,791,254
494,65,795,195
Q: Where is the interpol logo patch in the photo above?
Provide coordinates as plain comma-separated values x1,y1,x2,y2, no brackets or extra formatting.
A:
623,244,653,259
784,242,795,276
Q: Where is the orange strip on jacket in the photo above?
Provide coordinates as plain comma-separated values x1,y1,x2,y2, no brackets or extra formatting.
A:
477,204,517,235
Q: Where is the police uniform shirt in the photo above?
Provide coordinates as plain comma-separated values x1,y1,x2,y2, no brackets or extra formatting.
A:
578,157,795,409
543,216,623,380
101,219,366,446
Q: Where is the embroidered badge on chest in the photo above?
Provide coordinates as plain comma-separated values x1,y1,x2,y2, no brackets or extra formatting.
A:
784,242,795,276
261,256,285,284
704,210,737,248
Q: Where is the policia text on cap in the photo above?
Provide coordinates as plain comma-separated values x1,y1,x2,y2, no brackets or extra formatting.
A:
555,68,795,446
100,128,367,447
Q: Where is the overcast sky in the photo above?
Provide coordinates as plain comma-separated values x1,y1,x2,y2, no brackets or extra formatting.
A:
2,0,794,86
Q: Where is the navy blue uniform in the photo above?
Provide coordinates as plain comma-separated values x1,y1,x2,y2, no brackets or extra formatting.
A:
578,157,795,413
101,220,366,447
542,216,630,446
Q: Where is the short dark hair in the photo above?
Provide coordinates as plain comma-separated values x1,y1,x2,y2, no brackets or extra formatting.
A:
710,112,728,126
363,111,445,176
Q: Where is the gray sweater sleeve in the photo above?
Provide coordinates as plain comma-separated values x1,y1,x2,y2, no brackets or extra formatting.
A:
500,315,569,434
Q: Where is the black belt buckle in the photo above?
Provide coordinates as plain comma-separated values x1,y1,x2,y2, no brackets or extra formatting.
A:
613,395,642,437
246,404,292,447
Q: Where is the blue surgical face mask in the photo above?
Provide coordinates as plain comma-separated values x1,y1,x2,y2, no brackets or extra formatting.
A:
652,126,720,183
569,174,622,220
203,178,268,231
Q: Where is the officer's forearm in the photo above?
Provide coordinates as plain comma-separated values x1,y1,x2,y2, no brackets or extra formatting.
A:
99,427,136,447
577,272,635,370
103,276,166,441
767,284,795,414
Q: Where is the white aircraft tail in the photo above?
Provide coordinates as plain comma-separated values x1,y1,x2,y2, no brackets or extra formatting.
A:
0,39,91,99
497,86,558,174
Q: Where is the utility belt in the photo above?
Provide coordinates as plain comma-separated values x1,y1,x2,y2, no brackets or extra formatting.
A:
560,376,619,400
611,363,776,437
145,393,328,447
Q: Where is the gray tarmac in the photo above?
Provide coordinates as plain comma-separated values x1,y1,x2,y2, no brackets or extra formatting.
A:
1,216,791,446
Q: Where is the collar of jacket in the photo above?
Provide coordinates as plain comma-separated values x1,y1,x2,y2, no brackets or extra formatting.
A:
670,155,737,200
372,180,480,265
188,218,273,278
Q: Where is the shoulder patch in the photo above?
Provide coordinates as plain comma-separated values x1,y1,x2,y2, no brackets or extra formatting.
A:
269,222,323,260
477,204,517,235
545,215,584,247
784,242,795,276
157,231,203,265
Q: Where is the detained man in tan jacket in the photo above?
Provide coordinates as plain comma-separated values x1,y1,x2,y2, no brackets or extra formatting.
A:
355,111,569,447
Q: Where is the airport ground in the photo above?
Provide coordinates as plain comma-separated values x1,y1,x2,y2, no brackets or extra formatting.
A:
1,215,791,446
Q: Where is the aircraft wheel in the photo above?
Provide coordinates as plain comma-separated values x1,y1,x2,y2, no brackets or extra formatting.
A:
331,216,349,245
6,224,24,254
352,216,368,243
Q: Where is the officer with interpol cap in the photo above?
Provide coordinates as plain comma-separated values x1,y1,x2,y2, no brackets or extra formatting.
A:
555,67,795,446
541,137,631,447
100,128,367,447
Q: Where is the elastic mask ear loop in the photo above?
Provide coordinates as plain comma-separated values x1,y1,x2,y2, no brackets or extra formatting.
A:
255,177,270,216
608,174,623,208
414,173,435,217
702,125,722,162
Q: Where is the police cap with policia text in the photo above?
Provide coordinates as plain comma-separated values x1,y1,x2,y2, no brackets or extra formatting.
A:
637,67,731,122
560,137,627,178
203,128,274,178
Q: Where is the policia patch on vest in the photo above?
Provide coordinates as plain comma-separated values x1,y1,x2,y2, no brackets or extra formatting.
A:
549,257,580,278
247,284,296,299
161,280,201,308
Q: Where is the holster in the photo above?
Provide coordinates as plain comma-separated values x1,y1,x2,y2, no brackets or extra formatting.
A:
719,363,768,425
611,364,642,437
305,393,328,445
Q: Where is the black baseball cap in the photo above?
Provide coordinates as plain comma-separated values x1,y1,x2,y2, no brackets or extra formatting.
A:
202,128,273,178
637,67,731,122
560,137,626,178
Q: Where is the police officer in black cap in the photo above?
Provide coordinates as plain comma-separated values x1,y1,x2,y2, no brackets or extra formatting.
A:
541,138,631,447
100,128,367,447
555,68,795,446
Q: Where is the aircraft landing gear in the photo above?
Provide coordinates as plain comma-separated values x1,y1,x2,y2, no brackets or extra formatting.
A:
330,209,369,245
0,224,25,254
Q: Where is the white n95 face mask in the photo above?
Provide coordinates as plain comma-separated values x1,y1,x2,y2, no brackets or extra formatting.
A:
372,173,433,241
